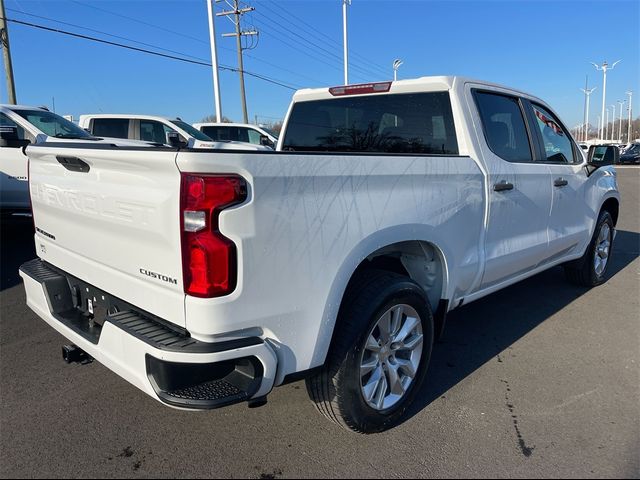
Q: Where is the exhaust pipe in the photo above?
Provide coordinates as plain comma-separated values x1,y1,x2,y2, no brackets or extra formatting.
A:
62,345,93,365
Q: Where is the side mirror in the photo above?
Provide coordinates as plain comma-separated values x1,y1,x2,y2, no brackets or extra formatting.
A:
260,135,274,148
166,131,187,148
0,126,31,148
586,145,618,175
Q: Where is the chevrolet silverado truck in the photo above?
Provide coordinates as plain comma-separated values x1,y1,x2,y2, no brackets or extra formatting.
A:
20,77,620,433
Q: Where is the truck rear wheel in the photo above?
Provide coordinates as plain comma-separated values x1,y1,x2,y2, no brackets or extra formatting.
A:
306,270,434,433
564,210,614,287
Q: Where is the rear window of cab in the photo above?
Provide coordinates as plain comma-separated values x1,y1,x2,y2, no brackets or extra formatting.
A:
282,92,458,154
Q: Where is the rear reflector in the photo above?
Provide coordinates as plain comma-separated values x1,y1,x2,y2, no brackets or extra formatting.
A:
329,82,392,96
180,174,247,298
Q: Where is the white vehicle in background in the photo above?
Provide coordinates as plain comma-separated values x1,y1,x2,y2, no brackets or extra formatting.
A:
79,114,269,150
192,122,279,149
0,105,152,217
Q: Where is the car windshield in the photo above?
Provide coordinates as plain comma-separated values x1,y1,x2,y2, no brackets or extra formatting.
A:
261,127,279,139
625,144,640,154
172,120,214,142
12,109,93,139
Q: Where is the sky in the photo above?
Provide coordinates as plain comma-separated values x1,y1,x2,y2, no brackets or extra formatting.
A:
1,0,638,129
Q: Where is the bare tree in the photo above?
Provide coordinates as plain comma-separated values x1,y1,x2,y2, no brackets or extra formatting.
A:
201,114,233,123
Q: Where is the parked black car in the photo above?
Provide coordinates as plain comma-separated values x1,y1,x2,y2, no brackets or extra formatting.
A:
618,143,640,164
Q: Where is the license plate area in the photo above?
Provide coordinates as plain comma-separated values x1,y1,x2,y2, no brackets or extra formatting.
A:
42,265,140,344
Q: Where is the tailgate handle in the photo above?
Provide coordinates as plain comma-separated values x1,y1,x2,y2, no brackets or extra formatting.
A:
57,156,90,173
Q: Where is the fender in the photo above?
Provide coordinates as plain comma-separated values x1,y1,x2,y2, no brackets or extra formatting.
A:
309,223,462,369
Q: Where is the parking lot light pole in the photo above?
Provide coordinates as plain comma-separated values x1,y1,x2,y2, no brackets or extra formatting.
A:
206,0,222,122
393,59,403,81
610,105,617,142
626,91,633,142
342,0,351,85
581,85,596,142
617,100,625,142
592,60,621,140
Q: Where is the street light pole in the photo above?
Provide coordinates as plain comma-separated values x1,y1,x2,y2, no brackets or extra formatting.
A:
580,84,596,142
592,60,621,140
206,0,222,122
342,0,351,85
626,91,633,142
610,105,616,142
605,108,609,141
617,100,625,142
393,59,403,81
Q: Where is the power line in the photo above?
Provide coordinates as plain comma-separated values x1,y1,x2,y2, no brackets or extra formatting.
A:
6,7,208,61
250,17,370,83
69,0,207,45
253,25,368,83
2,16,299,90
251,9,383,80
54,1,322,86
260,0,389,78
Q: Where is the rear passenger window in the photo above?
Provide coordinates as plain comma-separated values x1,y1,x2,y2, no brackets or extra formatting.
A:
474,91,532,162
531,104,576,164
92,119,129,139
282,92,458,154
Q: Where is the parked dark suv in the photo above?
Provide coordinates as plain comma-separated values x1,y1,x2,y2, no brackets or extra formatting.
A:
619,143,640,164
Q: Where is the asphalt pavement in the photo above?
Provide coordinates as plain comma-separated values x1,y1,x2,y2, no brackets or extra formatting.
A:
1,168,638,478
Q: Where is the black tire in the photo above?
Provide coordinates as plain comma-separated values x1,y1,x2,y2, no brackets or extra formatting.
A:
306,270,434,434
564,210,614,287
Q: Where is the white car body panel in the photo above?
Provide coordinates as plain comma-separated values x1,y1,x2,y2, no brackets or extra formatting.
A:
22,76,620,408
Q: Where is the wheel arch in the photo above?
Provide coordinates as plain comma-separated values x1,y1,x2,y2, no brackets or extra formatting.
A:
600,196,619,226
310,225,452,368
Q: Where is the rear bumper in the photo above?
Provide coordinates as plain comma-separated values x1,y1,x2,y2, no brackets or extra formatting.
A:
19,259,277,409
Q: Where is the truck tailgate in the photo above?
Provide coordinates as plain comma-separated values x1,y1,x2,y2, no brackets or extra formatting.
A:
27,145,186,328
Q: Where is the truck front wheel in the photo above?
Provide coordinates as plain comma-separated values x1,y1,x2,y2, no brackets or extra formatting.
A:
306,270,434,433
564,209,614,287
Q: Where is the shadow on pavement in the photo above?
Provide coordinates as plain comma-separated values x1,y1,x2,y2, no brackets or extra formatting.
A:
1,218,35,291
404,229,640,423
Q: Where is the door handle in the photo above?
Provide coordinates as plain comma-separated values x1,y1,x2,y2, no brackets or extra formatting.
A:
554,177,568,187
494,180,514,192
56,156,90,173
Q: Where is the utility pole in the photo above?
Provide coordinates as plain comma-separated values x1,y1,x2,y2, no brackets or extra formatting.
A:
0,0,17,104
206,0,222,122
617,100,625,142
626,91,633,142
218,0,257,123
580,76,595,142
342,0,351,85
592,60,621,140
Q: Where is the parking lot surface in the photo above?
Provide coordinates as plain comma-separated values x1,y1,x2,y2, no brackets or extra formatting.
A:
1,168,638,479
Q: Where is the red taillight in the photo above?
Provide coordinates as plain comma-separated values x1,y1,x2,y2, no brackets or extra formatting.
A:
180,174,247,298
329,81,392,96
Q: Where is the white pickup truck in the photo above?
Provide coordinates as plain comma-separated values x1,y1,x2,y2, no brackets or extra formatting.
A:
21,77,620,433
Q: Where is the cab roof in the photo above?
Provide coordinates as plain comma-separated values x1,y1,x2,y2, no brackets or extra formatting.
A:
291,76,543,104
